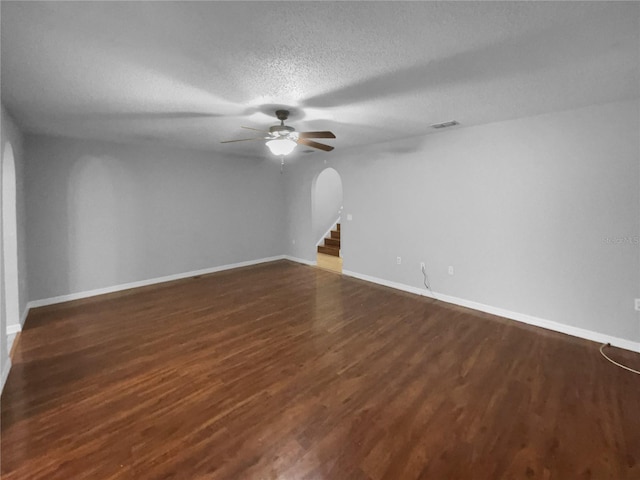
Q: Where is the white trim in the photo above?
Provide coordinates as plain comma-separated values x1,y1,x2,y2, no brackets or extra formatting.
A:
283,255,317,267
23,258,638,353
1,357,11,394
2,143,21,336
7,333,18,359
343,270,430,297
315,216,341,247
28,256,286,309
343,269,640,354
6,323,21,335
4,308,31,357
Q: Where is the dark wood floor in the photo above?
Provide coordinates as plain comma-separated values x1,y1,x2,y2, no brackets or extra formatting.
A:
2,260,639,479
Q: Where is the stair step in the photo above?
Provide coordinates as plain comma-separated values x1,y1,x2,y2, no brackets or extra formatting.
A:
324,237,340,247
318,245,340,257
337,223,340,232
330,230,340,240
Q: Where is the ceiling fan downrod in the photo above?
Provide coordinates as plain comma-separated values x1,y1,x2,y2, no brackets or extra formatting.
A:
270,110,295,136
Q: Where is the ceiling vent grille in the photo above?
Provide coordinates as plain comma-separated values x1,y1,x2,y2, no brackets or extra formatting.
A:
431,120,459,129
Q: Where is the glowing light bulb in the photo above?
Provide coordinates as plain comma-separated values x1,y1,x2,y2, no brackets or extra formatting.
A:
266,138,297,156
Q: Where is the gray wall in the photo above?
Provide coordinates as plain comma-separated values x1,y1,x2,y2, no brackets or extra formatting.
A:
17,98,640,346
283,158,324,261
285,99,640,343
25,135,286,300
313,167,342,244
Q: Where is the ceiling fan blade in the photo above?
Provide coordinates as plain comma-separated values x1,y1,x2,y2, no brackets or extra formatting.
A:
220,137,266,144
241,126,270,133
298,131,336,139
297,138,334,152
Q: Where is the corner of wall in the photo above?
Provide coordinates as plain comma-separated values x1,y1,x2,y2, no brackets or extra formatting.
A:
1,356,11,393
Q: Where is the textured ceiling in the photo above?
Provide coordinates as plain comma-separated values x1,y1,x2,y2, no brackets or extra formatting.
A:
1,1,639,158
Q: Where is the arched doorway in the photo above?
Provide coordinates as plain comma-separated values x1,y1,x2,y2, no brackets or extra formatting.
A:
2,142,20,354
312,168,343,273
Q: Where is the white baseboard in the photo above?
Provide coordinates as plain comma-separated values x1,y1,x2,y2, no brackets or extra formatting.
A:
1,357,11,394
343,270,430,298
28,255,287,309
4,308,30,356
6,323,21,335
24,258,639,354
3,305,27,341
6,332,17,359
343,269,640,354
283,255,317,267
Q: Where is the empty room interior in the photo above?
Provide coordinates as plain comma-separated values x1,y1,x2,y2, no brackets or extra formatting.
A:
1,1,639,479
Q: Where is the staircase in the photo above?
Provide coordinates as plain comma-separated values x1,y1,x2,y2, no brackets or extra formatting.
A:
317,224,340,257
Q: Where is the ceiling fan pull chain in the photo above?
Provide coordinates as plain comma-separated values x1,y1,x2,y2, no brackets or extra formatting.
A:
280,156,285,174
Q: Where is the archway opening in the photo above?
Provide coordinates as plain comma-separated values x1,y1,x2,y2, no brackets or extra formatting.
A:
2,142,20,355
312,167,343,273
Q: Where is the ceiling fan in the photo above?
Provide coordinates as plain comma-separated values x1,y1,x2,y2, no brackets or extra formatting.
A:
221,109,335,156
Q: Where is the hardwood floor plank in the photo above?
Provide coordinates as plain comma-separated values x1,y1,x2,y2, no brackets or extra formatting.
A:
2,260,639,479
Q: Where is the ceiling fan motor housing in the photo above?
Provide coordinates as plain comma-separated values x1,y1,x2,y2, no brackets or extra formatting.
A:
269,125,295,136
271,110,295,136
275,109,290,121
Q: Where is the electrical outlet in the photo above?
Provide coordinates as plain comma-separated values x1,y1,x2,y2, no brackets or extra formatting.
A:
396,256,402,265
448,266,454,275
420,262,426,271
635,298,640,311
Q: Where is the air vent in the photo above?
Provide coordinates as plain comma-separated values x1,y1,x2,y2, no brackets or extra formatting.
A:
431,120,460,129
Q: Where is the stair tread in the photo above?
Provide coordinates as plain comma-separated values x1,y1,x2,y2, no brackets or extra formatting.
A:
318,245,340,257
324,237,340,247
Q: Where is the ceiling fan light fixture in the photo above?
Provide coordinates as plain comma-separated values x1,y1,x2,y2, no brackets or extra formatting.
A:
266,138,297,156
222,110,334,155
269,125,295,136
